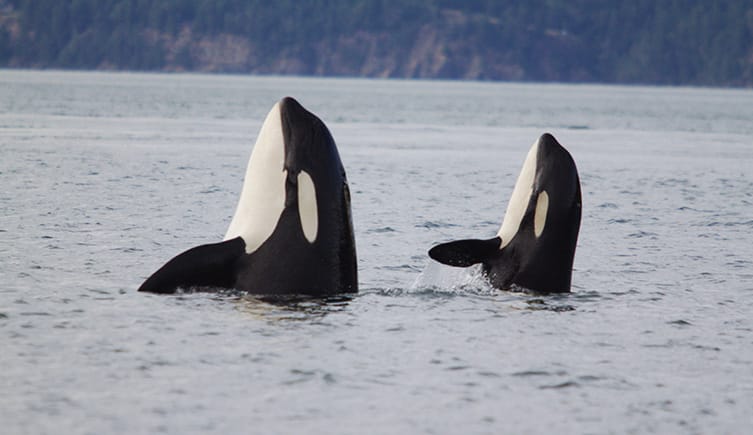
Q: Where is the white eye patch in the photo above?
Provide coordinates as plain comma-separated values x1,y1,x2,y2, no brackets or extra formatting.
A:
534,190,549,238
297,170,318,243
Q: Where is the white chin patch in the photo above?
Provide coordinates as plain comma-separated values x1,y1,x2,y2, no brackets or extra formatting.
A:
534,190,548,238
497,138,539,248
224,102,287,254
297,170,319,243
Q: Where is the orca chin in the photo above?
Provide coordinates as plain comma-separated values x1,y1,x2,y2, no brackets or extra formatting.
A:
139,97,358,295
428,133,582,293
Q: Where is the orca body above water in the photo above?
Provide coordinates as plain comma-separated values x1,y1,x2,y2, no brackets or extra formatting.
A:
428,133,581,293
139,97,357,295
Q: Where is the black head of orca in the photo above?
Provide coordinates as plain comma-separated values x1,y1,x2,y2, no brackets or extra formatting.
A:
138,97,357,295
428,133,581,293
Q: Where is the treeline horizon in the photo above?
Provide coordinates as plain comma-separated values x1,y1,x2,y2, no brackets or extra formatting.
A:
1,0,752,87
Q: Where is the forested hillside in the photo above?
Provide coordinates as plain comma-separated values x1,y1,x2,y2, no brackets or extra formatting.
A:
1,0,752,86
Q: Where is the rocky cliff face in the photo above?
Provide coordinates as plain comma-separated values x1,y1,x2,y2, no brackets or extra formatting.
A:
145,10,543,81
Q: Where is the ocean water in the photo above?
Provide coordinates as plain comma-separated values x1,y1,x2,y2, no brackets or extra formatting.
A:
1,70,752,434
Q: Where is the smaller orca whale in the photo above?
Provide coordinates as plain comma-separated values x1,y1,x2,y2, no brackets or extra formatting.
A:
139,97,357,295
428,133,581,293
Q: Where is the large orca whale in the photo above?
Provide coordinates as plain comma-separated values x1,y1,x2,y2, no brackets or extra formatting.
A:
139,97,357,295
428,133,581,293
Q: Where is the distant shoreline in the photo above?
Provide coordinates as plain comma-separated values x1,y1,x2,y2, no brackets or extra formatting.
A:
2,1,752,88
2,68,751,91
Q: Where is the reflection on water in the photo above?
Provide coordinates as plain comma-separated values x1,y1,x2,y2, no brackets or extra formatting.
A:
232,294,353,321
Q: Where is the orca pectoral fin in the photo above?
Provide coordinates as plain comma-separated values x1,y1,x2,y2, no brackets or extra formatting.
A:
428,237,501,267
138,237,246,293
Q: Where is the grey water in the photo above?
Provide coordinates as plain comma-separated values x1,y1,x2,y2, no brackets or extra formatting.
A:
1,70,752,434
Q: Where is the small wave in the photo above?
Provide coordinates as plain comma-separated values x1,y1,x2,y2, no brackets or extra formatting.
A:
512,370,554,377
655,178,690,187
415,221,459,229
282,369,338,386
199,186,222,194
20,312,51,316
704,219,753,227
692,344,721,352
569,290,603,302
667,319,692,326
539,381,579,389
522,298,576,312
608,218,632,224
366,226,396,234
379,264,421,272
538,374,607,389
677,206,714,213
627,230,658,238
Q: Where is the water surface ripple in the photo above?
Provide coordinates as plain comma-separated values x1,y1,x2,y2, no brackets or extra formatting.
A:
1,70,752,434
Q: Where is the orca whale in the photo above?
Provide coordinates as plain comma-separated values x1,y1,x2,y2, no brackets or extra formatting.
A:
428,133,581,293
138,97,357,295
